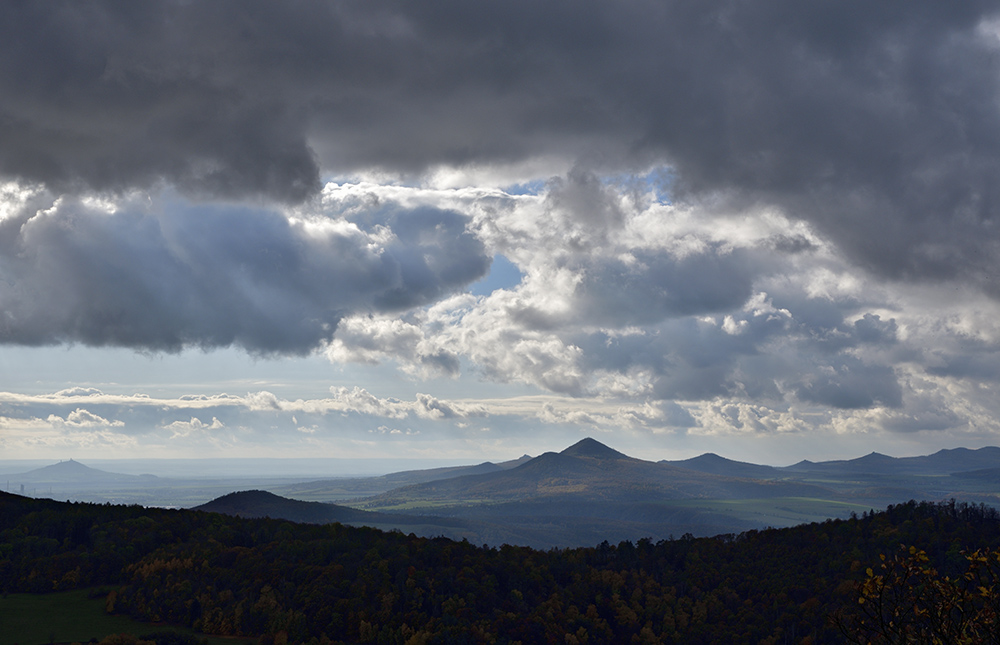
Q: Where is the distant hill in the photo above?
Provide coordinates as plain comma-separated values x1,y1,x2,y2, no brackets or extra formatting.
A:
195,490,382,523
662,453,783,479
784,446,1000,475
5,459,147,483
914,447,1000,474
784,452,897,474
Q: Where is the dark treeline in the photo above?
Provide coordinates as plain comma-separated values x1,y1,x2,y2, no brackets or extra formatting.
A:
2,491,1000,644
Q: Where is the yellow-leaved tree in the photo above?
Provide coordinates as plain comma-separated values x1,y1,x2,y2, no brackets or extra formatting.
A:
837,545,1000,644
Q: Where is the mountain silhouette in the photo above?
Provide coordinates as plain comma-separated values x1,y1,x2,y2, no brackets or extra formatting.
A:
783,446,1000,475
664,453,781,479
362,438,825,509
7,459,145,483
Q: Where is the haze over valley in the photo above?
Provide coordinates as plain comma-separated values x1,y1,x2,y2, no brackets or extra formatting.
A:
6,438,1000,549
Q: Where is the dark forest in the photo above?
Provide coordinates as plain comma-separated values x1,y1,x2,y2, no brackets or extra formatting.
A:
5,492,1000,643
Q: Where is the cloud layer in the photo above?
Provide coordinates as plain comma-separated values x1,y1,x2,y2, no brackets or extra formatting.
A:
2,2,1000,287
314,179,1000,445
2,2,1000,458
0,187,487,352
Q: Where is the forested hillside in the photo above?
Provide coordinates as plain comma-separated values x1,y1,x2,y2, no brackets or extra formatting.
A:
3,491,1000,643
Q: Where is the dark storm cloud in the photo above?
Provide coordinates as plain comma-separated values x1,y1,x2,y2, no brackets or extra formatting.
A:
2,1,999,284
880,404,966,433
0,3,322,202
575,315,780,402
926,346,1000,381
660,402,698,429
574,247,757,326
793,358,903,409
767,235,816,255
853,314,898,345
0,195,487,352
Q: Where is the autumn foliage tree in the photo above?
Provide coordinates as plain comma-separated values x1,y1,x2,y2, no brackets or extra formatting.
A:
840,545,1000,644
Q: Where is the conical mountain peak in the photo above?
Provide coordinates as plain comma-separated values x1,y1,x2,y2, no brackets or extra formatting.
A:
560,437,630,460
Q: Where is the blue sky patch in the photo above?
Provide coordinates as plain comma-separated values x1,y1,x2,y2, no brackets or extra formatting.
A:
469,255,523,296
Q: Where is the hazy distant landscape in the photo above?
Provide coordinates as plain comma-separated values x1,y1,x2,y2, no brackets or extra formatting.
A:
6,1,1000,642
6,438,1000,549
0,456,471,509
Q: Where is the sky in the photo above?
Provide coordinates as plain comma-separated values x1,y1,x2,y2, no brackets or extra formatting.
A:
2,1,1000,466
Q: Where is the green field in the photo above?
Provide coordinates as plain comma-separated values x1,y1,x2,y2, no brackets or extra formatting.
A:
0,589,252,645
662,496,875,527
357,497,490,512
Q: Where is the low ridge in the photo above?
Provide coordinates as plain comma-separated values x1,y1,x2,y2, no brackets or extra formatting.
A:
665,453,780,479
195,490,375,524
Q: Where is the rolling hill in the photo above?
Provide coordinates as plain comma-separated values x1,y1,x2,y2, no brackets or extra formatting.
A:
661,452,784,479
194,489,495,543
195,490,382,523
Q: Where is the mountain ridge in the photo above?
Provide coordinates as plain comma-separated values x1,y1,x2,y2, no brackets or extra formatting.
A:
186,438,1000,548
359,437,829,510
781,445,1000,475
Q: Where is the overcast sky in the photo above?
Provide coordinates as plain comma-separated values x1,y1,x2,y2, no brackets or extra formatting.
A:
2,0,1000,466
